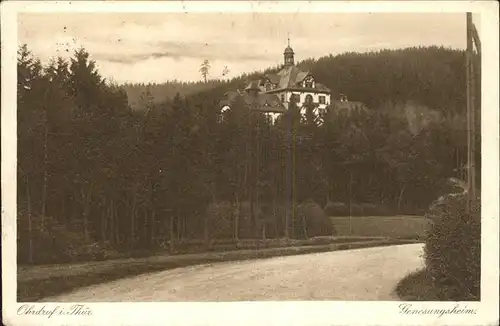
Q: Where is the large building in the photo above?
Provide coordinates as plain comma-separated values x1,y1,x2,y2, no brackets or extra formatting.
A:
220,41,366,123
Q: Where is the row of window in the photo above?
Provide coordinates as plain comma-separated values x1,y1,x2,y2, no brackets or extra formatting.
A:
279,93,327,104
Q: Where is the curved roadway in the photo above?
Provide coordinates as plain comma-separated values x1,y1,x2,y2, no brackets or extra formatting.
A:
43,243,424,301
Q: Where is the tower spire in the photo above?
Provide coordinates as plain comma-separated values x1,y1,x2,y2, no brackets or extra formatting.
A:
284,33,295,66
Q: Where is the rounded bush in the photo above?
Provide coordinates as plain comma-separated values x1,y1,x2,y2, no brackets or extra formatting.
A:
424,194,480,300
296,200,335,237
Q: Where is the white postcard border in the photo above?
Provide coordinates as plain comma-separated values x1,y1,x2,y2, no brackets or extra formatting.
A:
2,2,498,326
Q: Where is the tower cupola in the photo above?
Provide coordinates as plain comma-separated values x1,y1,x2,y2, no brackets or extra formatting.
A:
284,36,294,66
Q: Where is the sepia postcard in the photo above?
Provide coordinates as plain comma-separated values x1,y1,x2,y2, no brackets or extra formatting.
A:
1,1,499,325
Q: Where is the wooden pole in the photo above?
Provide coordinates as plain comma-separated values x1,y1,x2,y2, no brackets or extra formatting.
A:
470,14,477,202
466,12,477,210
466,12,472,211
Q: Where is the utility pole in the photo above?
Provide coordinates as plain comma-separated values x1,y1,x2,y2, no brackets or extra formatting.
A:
466,12,479,211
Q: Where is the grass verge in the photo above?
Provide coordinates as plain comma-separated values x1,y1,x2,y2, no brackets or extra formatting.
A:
19,238,418,301
396,268,481,301
395,268,440,301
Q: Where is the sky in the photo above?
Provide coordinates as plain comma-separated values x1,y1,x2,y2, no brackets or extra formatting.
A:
18,12,471,84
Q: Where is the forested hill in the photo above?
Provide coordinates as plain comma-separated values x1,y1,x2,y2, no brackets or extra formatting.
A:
136,46,465,115
122,80,228,110
301,46,466,113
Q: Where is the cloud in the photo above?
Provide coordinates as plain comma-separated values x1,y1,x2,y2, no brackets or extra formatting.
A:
18,12,466,83
94,40,276,64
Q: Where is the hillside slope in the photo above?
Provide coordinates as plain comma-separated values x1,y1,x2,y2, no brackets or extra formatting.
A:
123,46,467,114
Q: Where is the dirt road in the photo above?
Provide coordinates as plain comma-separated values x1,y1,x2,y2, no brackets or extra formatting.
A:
43,243,424,301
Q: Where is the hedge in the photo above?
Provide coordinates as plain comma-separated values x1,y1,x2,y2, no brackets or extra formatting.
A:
424,193,481,300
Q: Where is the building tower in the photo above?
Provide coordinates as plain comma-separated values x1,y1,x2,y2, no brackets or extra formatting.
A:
284,36,295,66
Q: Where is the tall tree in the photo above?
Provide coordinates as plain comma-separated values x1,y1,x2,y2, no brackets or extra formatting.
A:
200,59,211,83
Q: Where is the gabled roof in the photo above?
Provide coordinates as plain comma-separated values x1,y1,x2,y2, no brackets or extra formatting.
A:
220,91,286,113
261,65,331,93
264,65,308,89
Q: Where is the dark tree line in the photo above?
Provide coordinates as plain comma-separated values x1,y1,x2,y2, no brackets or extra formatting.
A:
122,79,229,111
128,46,468,117
17,44,479,264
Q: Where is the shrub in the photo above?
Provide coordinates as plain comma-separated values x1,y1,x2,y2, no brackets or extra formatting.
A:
17,215,119,264
424,194,480,300
296,200,335,238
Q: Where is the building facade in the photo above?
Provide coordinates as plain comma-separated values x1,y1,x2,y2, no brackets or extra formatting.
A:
220,42,366,123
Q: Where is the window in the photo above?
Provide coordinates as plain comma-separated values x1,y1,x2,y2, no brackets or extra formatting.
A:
305,94,313,104
319,95,325,104
304,76,314,88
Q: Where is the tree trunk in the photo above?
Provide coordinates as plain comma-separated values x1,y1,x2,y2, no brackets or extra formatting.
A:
109,198,115,246
170,210,176,253
60,193,66,226
234,193,239,241
26,175,33,264
248,113,255,236
81,185,93,242
255,119,260,238
41,109,48,229
101,198,107,242
151,209,156,248
284,129,292,239
302,210,308,239
142,207,148,249
114,200,120,247
397,184,406,214
130,193,137,249
273,198,278,238
176,208,181,242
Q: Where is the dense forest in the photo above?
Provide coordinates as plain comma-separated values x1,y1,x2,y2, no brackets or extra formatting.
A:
17,45,480,264
127,46,467,115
